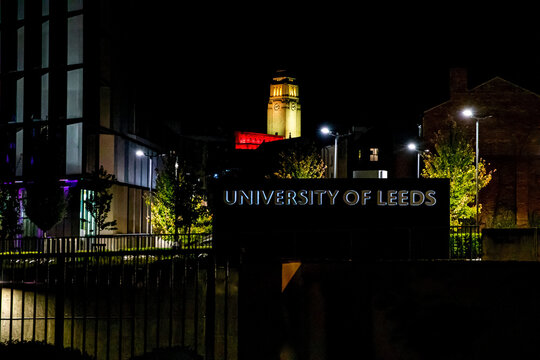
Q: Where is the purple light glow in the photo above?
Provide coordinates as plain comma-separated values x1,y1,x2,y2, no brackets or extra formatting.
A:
60,179,79,186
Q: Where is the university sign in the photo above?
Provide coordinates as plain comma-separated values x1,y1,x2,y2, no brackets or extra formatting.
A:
212,178,450,259
223,189,438,207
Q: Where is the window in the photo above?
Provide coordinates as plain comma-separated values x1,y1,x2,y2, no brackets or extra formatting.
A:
16,77,24,122
80,189,96,236
67,0,83,12
67,68,83,118
17,26,24,71
41,73,48,120
16,130,23,176
67,15,83,65
370,148,379,162
42,21,49,68
17,0,24,20
66,122,82,174
42,0,49,16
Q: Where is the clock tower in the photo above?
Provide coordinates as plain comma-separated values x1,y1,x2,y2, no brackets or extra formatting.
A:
267,71,301,138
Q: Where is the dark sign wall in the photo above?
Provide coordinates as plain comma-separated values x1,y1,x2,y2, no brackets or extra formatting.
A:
212,178,450,259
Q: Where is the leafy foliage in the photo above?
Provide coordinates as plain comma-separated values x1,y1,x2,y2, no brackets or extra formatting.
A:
0,185,22,241
84,166,118,234
149,156,212,235
421,122,494,226
271,143,326,179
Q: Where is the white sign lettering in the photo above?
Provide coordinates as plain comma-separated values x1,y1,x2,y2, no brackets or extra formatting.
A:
223,189,437,207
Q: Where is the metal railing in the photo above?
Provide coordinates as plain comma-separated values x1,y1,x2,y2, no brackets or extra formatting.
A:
449,225,481,260
0,248,237,360
0,233,213,254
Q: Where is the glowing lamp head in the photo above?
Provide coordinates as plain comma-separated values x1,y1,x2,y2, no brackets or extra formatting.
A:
407,143,417,151
136,150,145,157
462,108,474,118
320,127,331,135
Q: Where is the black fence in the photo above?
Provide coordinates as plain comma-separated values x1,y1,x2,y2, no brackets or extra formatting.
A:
0,247,237,360
0,228,481,359
449,225,481,260
0,233,213,254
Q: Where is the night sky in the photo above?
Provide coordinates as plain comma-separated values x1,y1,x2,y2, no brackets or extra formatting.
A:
139,5,540,144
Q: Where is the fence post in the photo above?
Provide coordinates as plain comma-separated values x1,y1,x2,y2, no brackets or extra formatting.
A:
55,254,65,349
205,254,216,360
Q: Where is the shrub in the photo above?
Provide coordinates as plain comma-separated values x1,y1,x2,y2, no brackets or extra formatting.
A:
0,340,94,360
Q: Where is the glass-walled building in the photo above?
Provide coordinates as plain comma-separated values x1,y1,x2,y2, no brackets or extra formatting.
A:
0,0,163,236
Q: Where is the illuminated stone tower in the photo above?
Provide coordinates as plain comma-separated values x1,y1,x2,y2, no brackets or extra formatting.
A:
267,71,301,138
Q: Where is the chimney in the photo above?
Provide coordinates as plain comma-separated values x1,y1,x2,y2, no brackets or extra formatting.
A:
449,67,468,97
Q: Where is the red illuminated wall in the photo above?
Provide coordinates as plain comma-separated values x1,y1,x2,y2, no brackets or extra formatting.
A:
235,131,284,150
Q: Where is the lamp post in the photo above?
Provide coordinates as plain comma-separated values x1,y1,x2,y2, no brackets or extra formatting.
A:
407,142,429,179
136,150,158,234
407,143,420,178
461,108,492,227
320,127,351,178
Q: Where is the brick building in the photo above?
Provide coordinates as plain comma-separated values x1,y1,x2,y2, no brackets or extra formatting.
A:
423,68,540,228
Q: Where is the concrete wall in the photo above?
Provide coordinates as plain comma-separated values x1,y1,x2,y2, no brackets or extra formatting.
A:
245,260,540,359
483,228,540,261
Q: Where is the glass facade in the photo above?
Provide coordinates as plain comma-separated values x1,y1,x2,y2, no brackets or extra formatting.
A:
1,1,152,236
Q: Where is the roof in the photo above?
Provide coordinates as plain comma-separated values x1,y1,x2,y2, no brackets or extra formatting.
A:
424,76,540,114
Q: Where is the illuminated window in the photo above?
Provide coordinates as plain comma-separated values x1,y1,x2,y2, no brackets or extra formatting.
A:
41,73,48,119
68,0,83,12
16,78,24,123
42,20,49,68
17,26,24,71
67,68,83,118
66,122,82,174
370,148,379,162
42,0,49,16
80,189,96,235
67,15,83,65
17,0,24,20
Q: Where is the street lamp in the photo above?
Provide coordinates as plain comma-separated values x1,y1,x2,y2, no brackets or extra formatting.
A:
461,108,492,227
320,127,351,178
407,142,429,178
136,150,156,234
407,143,420,178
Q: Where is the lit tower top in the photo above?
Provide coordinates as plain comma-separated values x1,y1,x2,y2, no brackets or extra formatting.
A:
267,70,301,138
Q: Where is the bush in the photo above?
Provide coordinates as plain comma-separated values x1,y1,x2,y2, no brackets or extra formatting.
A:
449,232,481,259
0,341,94,360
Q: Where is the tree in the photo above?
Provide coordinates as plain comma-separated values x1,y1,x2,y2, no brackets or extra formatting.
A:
271,143,326,179
149,155,212,236
83,166,118,235
25,179,68,235
0,184,22,242
422,122,494,226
